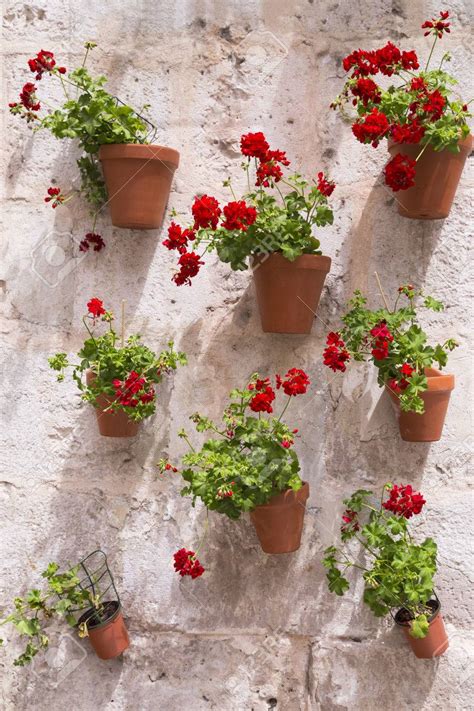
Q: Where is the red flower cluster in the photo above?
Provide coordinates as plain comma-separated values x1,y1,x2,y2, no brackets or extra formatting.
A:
382,484,426,519
112,371,155,408
164,462,178,473
370,321,393,361
173,548,205,579
276,368,310,396
280,439,293,449
192,195,221,230
173,252,204,286
323,332,350,372
217,482,235,499
240,132,290,187
44,186,65,208
352,108,390,147
343,42,419,79
19,83,40,111
351,77,381,106
163,222,196,254
422,10,450,38
341,508,360,534
387,363,415,394
391,118,425,144
221,200,257,231
423,89,446,121
87,297,106,318
28,50,66,79
249,378,276,413
384,153,416,191
316,172,336,197
79,232,105,253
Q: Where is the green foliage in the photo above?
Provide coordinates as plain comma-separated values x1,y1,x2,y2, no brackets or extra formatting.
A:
195,172,334,271
168,374,304,518
49,306,187,422
338,287,458,413
323,485,438,638
0,563,98,666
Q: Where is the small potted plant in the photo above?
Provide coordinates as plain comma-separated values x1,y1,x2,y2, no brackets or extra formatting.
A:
9,43,179,239
158,368,311,569
323,484,449,659
332,10,472,219
162,131,336,334
0,550,129,663
49,298,187,437
323,281,458,441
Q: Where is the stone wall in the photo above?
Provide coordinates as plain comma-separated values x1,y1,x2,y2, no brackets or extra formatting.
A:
1,1,472,709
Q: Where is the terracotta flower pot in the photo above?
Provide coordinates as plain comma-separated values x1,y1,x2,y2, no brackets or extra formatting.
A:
99,144,180,229
86,371,140,438
395,599,449,659
250,481,309,554
252,253,331,334
387,135,472,219
78,601,130,660
385,367,454,442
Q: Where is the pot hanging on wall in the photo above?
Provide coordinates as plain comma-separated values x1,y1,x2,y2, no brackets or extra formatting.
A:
78,601,130,660
385,367,454,442
86,371,140,438
99,144,180,229
250,482,309,553
252,253,331,334
387,135,472,219
394,598,449,659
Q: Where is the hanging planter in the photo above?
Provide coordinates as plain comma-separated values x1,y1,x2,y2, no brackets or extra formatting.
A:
323,281,458,442
9,42,179,250
387,136,472,219
331,10,471,220
394,597,449,658
159,368,312,574
324,484,449,659
0,550,130,665
252,254,331,334
386,367,455,441
162,131,336,334
49,297,187,438
99,144,180,229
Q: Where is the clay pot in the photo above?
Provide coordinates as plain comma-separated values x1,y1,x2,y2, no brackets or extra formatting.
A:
386,367,454,442
78,601,130,660
395,600,449,659
250,482,309,554
86,371,140,438
99,144,180,229
387,135,472,219
252,253,331,334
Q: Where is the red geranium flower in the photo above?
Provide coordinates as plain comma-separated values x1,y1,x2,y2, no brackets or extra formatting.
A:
163,222,196,254
240,131,270,160
391,119,425,144
192,195,221,230
173,548,205,579
352,108,390,146
422,10,450,38
44,186,65,208
401,50,419,71
249,378,276,413
316,171,336,197
221,200,257,231
351,77,381,106
342,49,378,77
382,484,426,519
79,233,105,252
19,83,40,111
87,297,105,318
255,160,283,187
173,251,204,286
266,148,290,167
277,368,310,397
423,89,446,121
28,50,66,79
341,508,360,533
323,332,350,372
384,153,416,191
400,363,415,377
370,322,393,342
374,41,401,76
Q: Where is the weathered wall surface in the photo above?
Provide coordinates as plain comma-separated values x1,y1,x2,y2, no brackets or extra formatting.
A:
1,1,473,709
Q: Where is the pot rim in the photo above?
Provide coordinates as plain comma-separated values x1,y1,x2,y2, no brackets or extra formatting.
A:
77,600,123,631
393,597,440,628
251,481,309,510
98,143,180,167
387,133,473,153
251,252,331,271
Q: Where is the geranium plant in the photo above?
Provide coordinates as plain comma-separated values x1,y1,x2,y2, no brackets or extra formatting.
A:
323,483,439,639
0,557,122,665
162,131,335,285
158,368,311,576
332,10,471,192
9,43,156,250
49,298,186,423
323,282,458,413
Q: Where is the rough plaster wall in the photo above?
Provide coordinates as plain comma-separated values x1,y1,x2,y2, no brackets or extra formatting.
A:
0,0,473,709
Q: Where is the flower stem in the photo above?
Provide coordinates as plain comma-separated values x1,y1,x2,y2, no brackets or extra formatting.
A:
374,271,391,312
